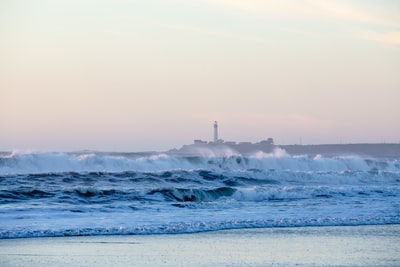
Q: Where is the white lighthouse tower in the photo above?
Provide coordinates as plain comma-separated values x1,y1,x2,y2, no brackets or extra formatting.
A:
213,121,218,143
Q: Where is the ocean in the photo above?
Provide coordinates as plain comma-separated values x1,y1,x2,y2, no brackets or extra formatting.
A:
1,148,399,239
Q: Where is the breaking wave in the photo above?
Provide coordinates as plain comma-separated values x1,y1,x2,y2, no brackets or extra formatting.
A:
1,149,399,239
1,149,399,175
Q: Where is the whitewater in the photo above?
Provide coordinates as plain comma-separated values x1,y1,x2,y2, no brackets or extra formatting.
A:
0,148,399,239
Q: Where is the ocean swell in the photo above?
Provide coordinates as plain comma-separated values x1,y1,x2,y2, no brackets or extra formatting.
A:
1,149,399,239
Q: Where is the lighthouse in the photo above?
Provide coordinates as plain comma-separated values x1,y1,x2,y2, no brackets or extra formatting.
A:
213,121,218,143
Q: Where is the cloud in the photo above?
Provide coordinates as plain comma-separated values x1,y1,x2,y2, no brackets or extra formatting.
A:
307,0,392,26
209,0,400,47
362,31,400,46
212,0,398,27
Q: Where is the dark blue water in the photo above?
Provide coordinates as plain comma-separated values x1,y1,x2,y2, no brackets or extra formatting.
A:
1,150,399,238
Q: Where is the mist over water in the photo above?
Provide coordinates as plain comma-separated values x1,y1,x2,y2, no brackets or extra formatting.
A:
1,148,398,174
0,149,399,238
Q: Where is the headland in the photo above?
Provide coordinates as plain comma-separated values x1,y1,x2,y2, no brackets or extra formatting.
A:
170,121,400,157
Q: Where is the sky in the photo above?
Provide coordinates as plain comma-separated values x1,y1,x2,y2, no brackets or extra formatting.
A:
1,0,399,152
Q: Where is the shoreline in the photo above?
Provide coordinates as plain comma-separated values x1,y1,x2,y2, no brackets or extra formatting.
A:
1,224,399,267
1,221,400,240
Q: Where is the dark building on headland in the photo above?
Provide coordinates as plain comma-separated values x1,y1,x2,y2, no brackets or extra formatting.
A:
177,121,275,155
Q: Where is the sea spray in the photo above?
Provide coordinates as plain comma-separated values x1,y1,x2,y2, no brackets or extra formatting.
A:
1,149,399,174
1,149,399,238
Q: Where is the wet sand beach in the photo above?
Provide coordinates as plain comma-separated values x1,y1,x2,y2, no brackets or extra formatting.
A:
1,225,399,267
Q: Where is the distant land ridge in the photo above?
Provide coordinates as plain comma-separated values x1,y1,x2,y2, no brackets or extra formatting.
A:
280,143,400,157
173,121,400,157
175,141,400,158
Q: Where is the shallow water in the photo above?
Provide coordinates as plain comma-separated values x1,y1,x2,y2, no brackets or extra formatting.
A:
1,225,399,267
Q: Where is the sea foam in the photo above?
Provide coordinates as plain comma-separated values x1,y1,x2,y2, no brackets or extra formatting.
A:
0,149,399,175
1,149,399,239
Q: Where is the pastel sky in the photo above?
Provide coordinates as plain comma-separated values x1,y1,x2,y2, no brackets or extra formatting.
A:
1,0,399,151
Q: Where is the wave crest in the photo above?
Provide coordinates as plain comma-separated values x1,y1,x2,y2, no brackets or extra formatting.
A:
0,150,399,175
